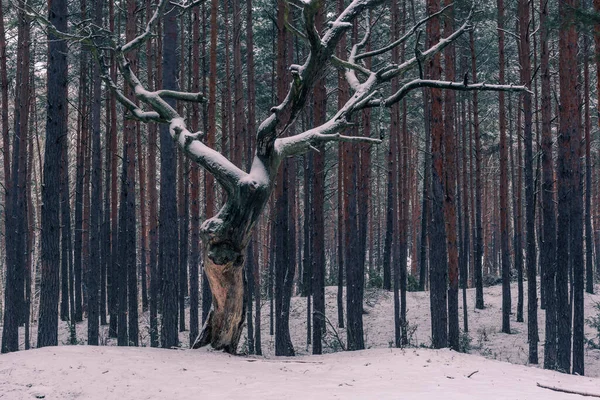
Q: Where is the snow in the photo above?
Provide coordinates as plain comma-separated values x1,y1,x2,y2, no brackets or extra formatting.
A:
2,343,599,399
2,282,600,398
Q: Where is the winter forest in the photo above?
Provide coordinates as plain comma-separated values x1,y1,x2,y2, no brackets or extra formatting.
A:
1,0,600,397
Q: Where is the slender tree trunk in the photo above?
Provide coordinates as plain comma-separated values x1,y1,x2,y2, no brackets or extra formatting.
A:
443,2,459,351
146,0,160,348
540,0,557,369
311,6,326,354
470,32,484,310
561,0,583,374
584,16,594,295
519,0,538,363
512,80,524,324
557,0,578,372
37,0,63,348
427,0,448,348
336,0,347,329
498,0,511,335
108,0,119,338
88,0,103,346
189,1,202,348
460,90,469,332
160,4,180,349
202,0,218,326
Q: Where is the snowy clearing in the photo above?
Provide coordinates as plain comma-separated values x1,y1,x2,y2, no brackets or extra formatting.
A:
2,281,600,399
1,346,599,399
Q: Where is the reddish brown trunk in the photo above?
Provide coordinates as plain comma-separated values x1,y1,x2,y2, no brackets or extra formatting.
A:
470,31,484,309
498,0,511,334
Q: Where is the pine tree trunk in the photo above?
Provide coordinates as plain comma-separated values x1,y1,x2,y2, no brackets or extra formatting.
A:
87,0,103,346
519,0,538,363
428,0,448,348
37,0,62,349
540,0,557,369
470,32,484,310
498,0,512,335
160,4,180,349
557,0,579,372
443,2,459,351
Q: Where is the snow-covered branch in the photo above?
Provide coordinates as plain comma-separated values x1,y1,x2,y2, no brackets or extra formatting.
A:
355,3,453,61
380,79,531,108
114,54,246,192
378,10,474,82
170,0,208,10
255,0,386,157
120,0,168,53
276,73,381,158
276,123,381,158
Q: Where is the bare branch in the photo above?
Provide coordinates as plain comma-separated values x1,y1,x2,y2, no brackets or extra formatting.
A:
356,3,453,61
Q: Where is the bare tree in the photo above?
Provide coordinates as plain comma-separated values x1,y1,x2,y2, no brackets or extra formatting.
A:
29,0,528,354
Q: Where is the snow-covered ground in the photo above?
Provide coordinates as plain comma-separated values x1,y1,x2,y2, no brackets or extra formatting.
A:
2,345,600,399
1,281,600,398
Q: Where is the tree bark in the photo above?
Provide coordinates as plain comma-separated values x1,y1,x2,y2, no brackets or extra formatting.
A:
159,4,180,349
428,0,449,348
37,0,62,349
470,31,484,310
498,0,511,335
519,0,538,363
540,0,557,369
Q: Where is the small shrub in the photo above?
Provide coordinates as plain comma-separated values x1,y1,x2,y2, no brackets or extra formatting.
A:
368,272,383,289
585,302,600,349
459,330,472,353
483,274,502,287
407,275,420,292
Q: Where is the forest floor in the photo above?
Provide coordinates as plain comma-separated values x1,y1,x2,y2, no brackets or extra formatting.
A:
2,281,600,398
2,345,600,399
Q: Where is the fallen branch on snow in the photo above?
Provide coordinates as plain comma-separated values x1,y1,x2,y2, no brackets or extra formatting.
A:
536,382,600,398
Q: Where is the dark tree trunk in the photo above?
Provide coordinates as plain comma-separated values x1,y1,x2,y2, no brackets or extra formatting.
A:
202,0,218,326
178,154,189,333
108,0,119,338
245,0,261,355
460,89,469,332
419,92,431,292
560,2,584,374
37,0,62,348
88,0,103,346
469,32,484,310
513,85,524,324
390,0,401,348
519,0,538,363
146,0,160,347
336,0,347,329
442,2,459,351
557,0,579,372
160,4,180,349
311,9,326,351
584,15,594,296
498,0,511,335
427,0,448,349
540,0,557,370
189,1,202,348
